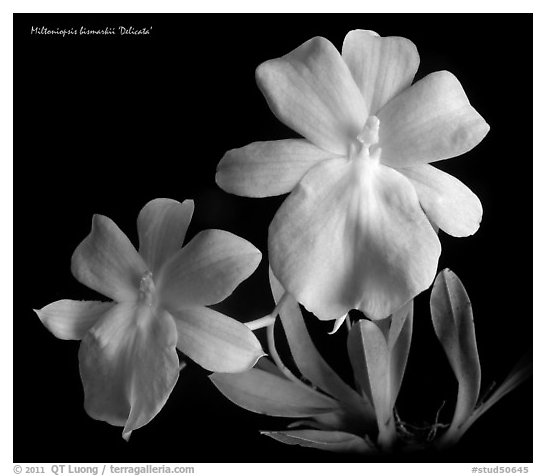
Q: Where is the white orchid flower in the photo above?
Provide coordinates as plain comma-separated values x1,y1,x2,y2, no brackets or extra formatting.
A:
35,198,264,439
217,30,489,320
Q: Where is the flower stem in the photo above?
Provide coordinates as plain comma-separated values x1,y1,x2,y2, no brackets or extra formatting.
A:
245,314,276,331
244,292,290,331
377,416,397,452
266,317,310,389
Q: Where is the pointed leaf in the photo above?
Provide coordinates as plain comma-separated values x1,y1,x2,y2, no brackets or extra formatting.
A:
269,269,374,423
467,352,531,428
430,269,481,433
347,323,372,401
209,366,338,417
387,301,413,350
262,429,376,454
348,304,413,411
388,302,413,405
287,419,331,431
359,321,392,428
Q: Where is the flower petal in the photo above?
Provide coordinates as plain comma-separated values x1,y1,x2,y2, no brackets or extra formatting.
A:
342,30,419,115
71,214,148,302
398,164,483,237
210,365,338,417
137,198,194,274
35,299,114,340
328,314,347,335
170,306,264,373
262,429,376,454
269,157,441,320
377,71,490,167
216,139,336,198
159,229,261,308
256,36,367,155
78,302,179,440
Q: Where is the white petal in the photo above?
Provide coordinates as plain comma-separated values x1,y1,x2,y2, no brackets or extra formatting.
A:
342,30,419,115
377,71,490,167
78,302,179,440
269,157,441,320
399,164,482,237
328,314,347,335
35,299,113,340
159,229,261,308
171,306,264,373
216,139,336,198
256,36,367,155
71,214,148,302
137,198,194,274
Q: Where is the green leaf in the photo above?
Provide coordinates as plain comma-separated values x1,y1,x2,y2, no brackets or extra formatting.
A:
269,268,375,425
210,365,338,417
430,269,481,436
347,322,372,401
348,319,397,448
388,301,413,405
360,321,392,429
262,429,376,454
347,302,413,409
463,352,531,435
481,351,531,411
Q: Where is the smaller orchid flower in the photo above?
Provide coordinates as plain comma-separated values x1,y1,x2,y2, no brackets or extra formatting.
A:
217,30,489,321
35,198,264,439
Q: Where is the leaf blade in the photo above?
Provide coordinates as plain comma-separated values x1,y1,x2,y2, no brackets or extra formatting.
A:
262,429,376,454
269,268,375,423
430,269,481,434
468,351,531,427
210,365,339,418
388,302,414,405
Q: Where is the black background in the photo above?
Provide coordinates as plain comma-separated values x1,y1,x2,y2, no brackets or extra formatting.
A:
14,14,532,462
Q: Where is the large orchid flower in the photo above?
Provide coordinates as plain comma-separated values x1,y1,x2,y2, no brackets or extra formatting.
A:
35,198,264,439
217,30,490,320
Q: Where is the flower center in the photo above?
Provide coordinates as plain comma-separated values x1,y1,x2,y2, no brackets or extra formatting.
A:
138,271,156,307
349,115,382,166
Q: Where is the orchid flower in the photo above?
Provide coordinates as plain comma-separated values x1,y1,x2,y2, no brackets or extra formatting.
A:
35,198,264,439
217,30,490,321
